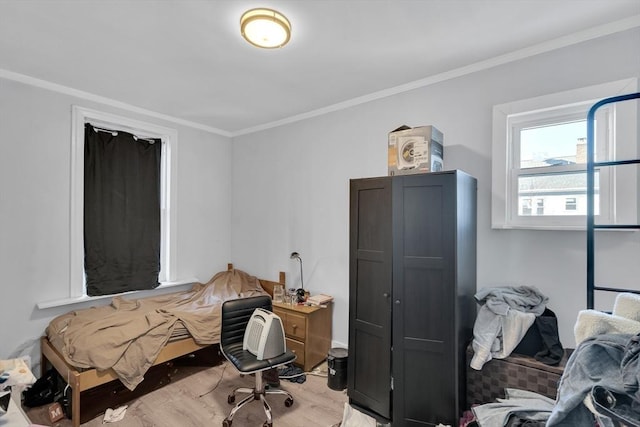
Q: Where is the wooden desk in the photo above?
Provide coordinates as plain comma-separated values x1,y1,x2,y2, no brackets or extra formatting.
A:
272,302,332,372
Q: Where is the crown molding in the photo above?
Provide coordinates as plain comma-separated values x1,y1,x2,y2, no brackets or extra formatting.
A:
1,13,638,139
0,68,232,137
232,14,640,137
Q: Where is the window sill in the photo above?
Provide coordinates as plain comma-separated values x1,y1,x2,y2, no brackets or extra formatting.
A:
493,224,639,231
36,278,199,310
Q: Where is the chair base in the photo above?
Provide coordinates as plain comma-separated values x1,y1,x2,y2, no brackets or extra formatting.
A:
222,372,294,427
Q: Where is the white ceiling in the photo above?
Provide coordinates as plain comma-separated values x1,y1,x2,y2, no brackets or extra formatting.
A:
1,0,639,136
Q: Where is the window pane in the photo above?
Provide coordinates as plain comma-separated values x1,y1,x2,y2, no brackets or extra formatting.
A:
520,120,587,169
518,171,599,216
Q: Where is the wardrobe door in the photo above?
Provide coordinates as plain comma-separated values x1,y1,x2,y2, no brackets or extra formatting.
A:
392,173,457,426
348,177,393,420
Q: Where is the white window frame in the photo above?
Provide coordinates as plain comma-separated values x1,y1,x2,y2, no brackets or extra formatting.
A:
508,104,613,227
492,78,639,230
40,106,179,307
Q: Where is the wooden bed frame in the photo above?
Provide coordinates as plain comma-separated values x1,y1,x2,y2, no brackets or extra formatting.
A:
40,264,284,427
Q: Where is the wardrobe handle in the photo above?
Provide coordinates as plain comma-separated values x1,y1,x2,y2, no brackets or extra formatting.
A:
395,300,401,305
383,293,390,298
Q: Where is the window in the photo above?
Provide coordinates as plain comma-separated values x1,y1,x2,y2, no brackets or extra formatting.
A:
84,123,162,296
518,121,591,218
521,198,532,216
492,78,639,230
69,106,178,298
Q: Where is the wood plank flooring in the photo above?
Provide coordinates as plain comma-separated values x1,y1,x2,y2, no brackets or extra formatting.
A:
25,362,347,427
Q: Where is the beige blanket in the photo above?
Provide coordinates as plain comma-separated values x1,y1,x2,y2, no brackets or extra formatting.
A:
46,269,267,390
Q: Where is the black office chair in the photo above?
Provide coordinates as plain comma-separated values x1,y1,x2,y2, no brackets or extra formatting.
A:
220,295,296,427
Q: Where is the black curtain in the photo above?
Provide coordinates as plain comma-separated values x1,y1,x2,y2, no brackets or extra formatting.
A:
84,123,162,296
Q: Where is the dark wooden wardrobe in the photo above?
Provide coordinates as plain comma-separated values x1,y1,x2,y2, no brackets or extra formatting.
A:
347,170,477,426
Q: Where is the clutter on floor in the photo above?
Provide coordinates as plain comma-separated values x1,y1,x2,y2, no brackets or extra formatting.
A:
339,403,376,427
0,357,36,392
471,388,555,427
278,364,306,383
103,405,128,423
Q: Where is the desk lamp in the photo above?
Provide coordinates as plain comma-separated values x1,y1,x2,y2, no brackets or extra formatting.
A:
290,252,306,302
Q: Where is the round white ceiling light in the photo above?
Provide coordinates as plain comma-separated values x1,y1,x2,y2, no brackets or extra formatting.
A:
240,8,291,49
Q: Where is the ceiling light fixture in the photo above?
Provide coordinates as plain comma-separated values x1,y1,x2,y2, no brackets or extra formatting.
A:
240,8,291,49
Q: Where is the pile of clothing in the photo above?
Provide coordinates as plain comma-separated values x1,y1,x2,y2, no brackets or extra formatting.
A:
547,331,640,426
547,292,640,426
468,290,640,427
470,286,563,370
463,388,555,427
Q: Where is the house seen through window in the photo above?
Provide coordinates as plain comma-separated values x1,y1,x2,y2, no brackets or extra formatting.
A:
517,121,597,217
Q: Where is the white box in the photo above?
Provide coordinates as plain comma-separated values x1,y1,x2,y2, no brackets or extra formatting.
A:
388,125,443,176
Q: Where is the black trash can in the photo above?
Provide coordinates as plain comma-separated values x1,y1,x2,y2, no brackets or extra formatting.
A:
327,347,348,391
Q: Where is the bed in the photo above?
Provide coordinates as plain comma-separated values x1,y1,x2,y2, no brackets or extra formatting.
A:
40,264,284,427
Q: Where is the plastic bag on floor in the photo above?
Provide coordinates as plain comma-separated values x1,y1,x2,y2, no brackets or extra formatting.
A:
340,403,377,427
103,405,128,423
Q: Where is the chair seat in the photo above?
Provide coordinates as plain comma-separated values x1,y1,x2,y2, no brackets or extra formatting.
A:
223,342,297,373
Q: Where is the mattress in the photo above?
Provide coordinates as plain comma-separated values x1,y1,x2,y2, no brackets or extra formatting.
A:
45,268,267,389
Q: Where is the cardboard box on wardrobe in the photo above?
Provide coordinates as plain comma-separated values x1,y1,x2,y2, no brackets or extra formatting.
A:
388,125,444,176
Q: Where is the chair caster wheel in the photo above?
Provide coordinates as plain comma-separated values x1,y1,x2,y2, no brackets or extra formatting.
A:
284,397,294,407
227,394,235,404
262,422,272,427
223,418,232,427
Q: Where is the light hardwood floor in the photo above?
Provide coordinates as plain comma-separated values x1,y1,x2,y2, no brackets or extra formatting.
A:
25,362,348,427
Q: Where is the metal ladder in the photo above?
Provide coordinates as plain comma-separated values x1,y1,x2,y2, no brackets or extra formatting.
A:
586,91,640,309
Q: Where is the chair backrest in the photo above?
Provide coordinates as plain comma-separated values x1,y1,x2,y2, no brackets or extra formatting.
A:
221,295,273,349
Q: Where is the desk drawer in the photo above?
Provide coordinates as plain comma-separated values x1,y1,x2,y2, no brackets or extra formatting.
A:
272,302,332,372
274,310,307,341
286,338,305,368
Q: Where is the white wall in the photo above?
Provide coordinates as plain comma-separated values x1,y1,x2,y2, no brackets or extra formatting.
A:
0,78,233,363
1,28,638,366
231,28,640,349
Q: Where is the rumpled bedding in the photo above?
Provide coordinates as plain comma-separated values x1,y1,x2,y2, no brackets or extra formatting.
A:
46,268,267,390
